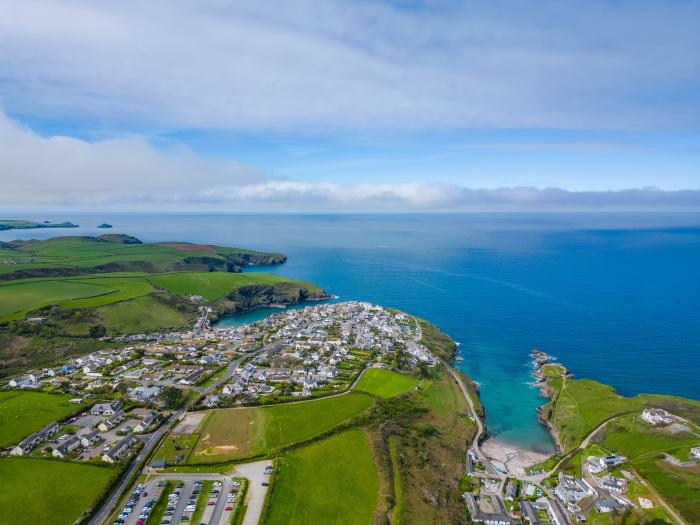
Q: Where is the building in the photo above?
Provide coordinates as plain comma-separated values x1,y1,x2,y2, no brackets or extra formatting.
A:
599,475,626,494
90,400,123,416
641,408,672,426
595,498,621,514
53,435,82,458
690,446,700,460
9,421,59,456
80,431,101,447
102,435,138,463
587,453,627,474
554,474,594,504
134,411,157,433
464,493,517,525
519,501,542,525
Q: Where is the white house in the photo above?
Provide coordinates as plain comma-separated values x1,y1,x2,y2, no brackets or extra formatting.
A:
641,408,673,426
691,447,700,460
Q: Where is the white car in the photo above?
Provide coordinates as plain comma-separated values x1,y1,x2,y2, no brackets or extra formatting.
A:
184,505,196,512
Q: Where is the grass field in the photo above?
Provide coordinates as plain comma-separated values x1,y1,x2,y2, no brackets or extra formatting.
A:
355,368,418,398
148,272,321,301
263,429,378,525
0,457,116,525
599,413,700,523
0,391,79,447
0,235,284,277
152,433,201,464
192,393,373,462
0,273,154,321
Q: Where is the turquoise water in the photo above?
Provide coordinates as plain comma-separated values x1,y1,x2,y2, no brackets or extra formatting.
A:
3,213,699,453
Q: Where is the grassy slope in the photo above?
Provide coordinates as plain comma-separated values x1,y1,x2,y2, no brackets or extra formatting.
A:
355,368,419,399
192,393,373,463
149,272,322,301
600,413,700,523
0,391,79,447
262,429,378,525
0,458,116,525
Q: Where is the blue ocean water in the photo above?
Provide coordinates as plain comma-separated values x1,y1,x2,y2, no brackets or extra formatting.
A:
3,213,699,453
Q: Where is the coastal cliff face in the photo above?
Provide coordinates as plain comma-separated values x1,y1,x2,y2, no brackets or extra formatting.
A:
212,282,328,318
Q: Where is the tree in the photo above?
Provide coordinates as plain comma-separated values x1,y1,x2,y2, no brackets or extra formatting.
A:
89,324,107,338
162,386,184,409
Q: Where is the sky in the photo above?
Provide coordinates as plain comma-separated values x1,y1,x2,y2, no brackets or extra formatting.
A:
0,0,699,212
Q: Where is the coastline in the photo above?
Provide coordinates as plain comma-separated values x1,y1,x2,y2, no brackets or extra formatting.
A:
480,438,551,476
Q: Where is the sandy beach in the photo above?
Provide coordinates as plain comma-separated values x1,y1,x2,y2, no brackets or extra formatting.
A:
481,438,552,477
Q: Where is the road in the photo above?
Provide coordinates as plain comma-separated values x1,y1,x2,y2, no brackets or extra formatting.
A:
91,356,245,525
232,460,273,525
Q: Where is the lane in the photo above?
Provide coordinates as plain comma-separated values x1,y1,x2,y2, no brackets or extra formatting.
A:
233,460,273,525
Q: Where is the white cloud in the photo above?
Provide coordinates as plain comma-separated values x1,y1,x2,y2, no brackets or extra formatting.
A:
0,0,698,132
0,111,697,211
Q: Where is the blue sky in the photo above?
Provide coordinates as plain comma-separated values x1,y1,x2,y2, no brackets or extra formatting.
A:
0,0,699,210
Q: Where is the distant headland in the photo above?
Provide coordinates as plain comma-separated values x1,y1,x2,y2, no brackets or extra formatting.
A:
0,219,78,231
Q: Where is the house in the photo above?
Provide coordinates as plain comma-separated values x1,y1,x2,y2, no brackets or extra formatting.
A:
90,400,123,416
599,475,626,494
641,408,672,426
464,493,517,525
595,498,621,513
554,473,594,504
53,435,82,458
79,431,101,447
9,421,59,456
504,481,519,500
134,411,157,433
126,385,160,402
587,453,627,474
203,394,219,407
690,446,700,460
98,410,125,432
102,435,138,463
519,501,542,525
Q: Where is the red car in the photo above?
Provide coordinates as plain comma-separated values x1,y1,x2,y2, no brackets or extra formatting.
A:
207,501,216,506
136,520,145,525
224,506,233,511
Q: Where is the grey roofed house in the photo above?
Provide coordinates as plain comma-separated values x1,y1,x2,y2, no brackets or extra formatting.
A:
464,493,517,525
103,435,138,463
519,501,542,525
52,434,82,458
79,430,100,447
90,400,123,415
10,420,60,456
595,498,621,513
151,459,166,469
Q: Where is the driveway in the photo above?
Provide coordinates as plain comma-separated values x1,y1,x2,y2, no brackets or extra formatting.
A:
233,460,273,525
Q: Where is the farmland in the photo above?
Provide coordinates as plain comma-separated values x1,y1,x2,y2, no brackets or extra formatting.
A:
0,457,116,525
0,391,79,447
149,271,322,301
192,393,373,463
600,413,700,523
262,429,378,525
0,235,285,279
355,368,418,398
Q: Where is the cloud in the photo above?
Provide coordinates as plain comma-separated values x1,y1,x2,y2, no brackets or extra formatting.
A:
0,111,697,212
0,0,698,132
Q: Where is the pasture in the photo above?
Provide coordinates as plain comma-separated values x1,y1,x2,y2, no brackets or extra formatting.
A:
355,368,418,398
0,457,116,525
148,272,319,301
262,429,378,525
0,391,79,447
193,393,373,462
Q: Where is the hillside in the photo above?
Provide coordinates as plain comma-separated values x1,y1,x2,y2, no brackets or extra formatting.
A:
0,234,285,280
0,234,324,377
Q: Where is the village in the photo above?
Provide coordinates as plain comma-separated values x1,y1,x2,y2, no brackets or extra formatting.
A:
1,301,435,468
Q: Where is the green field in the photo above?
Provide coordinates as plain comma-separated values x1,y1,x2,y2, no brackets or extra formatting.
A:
599,413,700,523
0,457,116,525
0,391,79,447
0,235,284,278
152,433,201,464
263,429,378,525
193,393,373,462
355,368,418,398
149,272,322,301
0,274,153,321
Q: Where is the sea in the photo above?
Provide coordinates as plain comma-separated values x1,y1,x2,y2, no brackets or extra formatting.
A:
3,212,699,454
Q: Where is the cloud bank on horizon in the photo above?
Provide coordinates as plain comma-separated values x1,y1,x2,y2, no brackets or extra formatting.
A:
0,0,698,211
